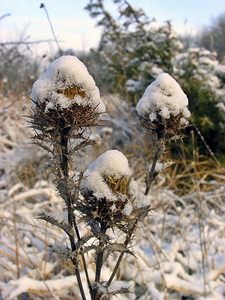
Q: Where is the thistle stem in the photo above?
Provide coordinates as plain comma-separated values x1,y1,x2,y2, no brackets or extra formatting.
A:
145,136,165,195
145,148,159,195
60,128,87,300
73,217,93,294
106,137,164,288
92,224,107,300
106,218,138,287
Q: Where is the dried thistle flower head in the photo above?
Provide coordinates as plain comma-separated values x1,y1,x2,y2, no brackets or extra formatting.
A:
136,73,191,138
30,56,106,138
104,175,131,196
81,150,133,201
31,55,105,114
79,150,150,229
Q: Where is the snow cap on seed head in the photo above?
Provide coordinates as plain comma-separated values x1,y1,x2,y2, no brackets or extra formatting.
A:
81,150,132,200
31,55,105,114
136,73,190,123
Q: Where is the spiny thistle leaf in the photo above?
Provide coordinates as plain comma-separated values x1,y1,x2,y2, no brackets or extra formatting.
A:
38,212,74,238
102,243,134,263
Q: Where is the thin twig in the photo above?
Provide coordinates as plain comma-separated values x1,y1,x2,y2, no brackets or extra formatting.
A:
73,217,93,294
106,137,163,287
40,3,62,54
191,140,208,297
92,223,107,299
12,196,20,279
193,123,220,166
106,218,138,287
0,13,11,21
0,39,58,46
197,193,207,297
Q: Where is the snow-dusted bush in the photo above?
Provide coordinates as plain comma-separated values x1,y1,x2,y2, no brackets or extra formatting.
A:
0,35,40,95
173,48,225,156
85,0,225,158
85,1,181,103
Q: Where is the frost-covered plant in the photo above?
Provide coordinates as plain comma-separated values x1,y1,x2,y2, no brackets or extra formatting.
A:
173,48,225,156
79,150,150,299
136,73,191,194
84,0,225,158
29,55,106,299
29,56,190,299
85,0,182,103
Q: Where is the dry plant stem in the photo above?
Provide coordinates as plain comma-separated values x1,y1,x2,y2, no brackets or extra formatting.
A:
193,123,220,166
60,129,87,300
145,149,159,195
197,196,207,297
195,182,208,297
95,238,104,283
72,217,93,294
40,3,62,54
12,196,20,279
92,224,107,299
106,218,139,287
106,136,164,287
12,196,23,300
145,137,164,196
191,141,208,297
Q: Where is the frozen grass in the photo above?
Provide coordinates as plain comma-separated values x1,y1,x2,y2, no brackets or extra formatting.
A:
1,93,225,299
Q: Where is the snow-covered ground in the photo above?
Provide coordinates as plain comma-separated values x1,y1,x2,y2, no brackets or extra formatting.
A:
0,94,225,300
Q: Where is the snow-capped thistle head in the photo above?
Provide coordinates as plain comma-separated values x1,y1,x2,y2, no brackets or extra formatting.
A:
31,55,105,114
79,150,150,230
136,73,191,139
81,150,132,200
30,56,105,135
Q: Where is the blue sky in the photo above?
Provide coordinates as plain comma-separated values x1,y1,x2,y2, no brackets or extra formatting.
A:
0,0,225,55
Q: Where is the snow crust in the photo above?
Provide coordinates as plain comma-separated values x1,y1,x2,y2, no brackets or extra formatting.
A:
136,73,190,122
31,55,105,113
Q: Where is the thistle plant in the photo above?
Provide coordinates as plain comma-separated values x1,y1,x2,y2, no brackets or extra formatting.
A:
29,56,190,300
29,55,105,299
80,150,151,299
136,73,191,194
